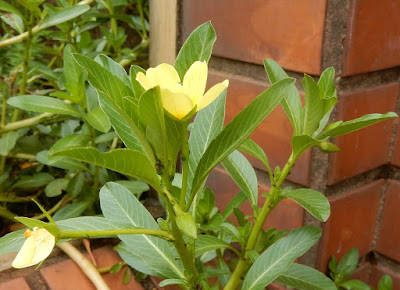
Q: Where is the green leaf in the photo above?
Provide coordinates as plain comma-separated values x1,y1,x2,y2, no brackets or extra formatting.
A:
36,150,87,171
138,87,168,162
53,202,90,221
52,148,161,192
63,44,85,106
73,54,151,157
187,90,226,203
14,217,57,233
0,0,24,18
336,248,359,283
378,274,393,290
276,263,336,290
242,226,322,289
221,191,247,221
40,5,90,30
318,67,336,100
0,131,18,156
302,75,324,135
1,14,24,34
222,150,258,207
264,59,303,135
114,180,149,197
45,178,69,197
191,78,294,200
292,135,327,157
56,216,135,232
175,209,197,239
7,95,81,116
129,65,145,98
95,54,131,89
159,279,187,287
122,267,131,284
98,92,150,156
282,189,330,222
13,172,54,189
317,142,340,153
195,235,236,257
238,138,271,174
340,280,371,290
319,112,398,138
174,21,216,80
49,134,90,155
116,242,161,276
0,229,26,256
100,182,184,278
85,107,111,133
66,172,86,198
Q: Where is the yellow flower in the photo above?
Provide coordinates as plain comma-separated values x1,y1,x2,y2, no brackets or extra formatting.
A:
136,61,229,120
12,227,56,268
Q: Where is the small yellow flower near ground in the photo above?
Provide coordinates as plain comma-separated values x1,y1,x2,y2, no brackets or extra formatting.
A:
136,61,229,120
12,227,56,268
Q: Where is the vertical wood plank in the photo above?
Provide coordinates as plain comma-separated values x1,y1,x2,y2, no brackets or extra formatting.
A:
149,0,177,66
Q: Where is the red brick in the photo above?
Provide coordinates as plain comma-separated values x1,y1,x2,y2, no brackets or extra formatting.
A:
343,0,400,75
210,71,311,186
207,167,303,231
369,265,400,290
266,282,286,290
391,124,400,167
316,180,383,271
350,262,371,283
376,180,400,262
182,0,327,75
0,277,31,290
41,246,144,290
327,83,398,185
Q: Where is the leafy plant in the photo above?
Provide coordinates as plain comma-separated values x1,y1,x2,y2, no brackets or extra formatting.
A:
0,0,149,223
329,248,393,290
0,21,397,289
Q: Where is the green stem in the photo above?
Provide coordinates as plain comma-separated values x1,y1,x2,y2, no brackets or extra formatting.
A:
166,201,199,286
0,205,16,221
33,195,70,220
58,228,173,240
137,0,148,39
224,153,298,290
0,112,53,134
180,123,189,208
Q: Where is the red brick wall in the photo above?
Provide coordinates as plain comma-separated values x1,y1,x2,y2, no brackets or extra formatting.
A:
178,0,400,286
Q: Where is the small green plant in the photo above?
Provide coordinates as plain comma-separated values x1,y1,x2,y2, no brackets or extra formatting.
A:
0,0,149,222
329,248,393,290
0,22,397,289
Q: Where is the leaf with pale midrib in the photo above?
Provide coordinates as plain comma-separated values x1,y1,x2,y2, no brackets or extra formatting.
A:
242,226,322,289
191,78,295,200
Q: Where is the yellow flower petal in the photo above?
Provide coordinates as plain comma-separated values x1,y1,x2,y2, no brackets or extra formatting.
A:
136,72,154,90
12,228,56,269
196,80,229,111
161,89,194,120
146,63,181,92
183,61,208,104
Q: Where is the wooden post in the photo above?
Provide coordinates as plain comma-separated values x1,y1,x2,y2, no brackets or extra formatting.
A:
149,0,177,66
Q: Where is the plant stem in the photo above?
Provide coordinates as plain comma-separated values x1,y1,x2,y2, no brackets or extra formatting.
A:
180,123,189,208
137,0,148,39
166,201,198,286
32,195,70,220
58,228,173,240
0,205,16,221
224,153,298,290
57,242,110,290
0,112,53,134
